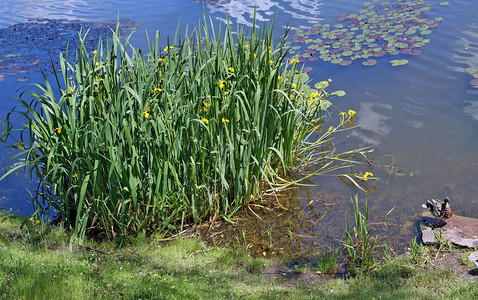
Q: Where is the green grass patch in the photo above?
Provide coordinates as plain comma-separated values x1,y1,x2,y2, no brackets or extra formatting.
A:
0,212,308,299
1,212,478,299
312,248,340,274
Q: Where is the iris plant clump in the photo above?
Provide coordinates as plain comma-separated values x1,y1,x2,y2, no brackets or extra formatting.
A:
1,16,369,243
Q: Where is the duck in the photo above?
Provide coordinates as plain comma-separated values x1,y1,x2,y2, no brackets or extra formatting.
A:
422,197,453,226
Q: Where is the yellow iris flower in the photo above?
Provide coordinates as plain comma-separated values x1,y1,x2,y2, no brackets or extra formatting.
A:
363,172,374,182
202,101,211,112
218,80,227,89
143,108,150,119
29,217,40,225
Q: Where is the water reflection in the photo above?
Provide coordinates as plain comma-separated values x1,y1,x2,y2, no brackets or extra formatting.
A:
351,102,393,146
205,0,323,28
464,101,478,121
449,25,478,73
448,22,478,89
0,0,92,27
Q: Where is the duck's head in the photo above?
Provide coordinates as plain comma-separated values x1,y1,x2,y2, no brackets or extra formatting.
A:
444,197,450,207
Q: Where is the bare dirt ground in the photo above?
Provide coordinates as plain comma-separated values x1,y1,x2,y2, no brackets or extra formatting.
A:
191,216,478,289
259,248,478,291
425,250,478,281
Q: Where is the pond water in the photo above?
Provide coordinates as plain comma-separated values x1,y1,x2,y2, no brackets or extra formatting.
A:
0,0,477,257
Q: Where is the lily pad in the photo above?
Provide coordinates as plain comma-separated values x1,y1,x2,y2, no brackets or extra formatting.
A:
16,76,29,82
409,49,422,56
331,90,346,97
413,42,425,47
465,67,478,75
471,78,478,86
302,67,314,73
390,59,409,66
340,60,353,66
362,59,377,66
330,58,343,64
372,50,387,57
395,42,409,49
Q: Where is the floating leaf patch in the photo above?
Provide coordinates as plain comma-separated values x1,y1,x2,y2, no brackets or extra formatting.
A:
466,67,478,75
0,18,138,77
282,0,444,68
362,59,377,66
331,90,347,97
15,76,29,82
302,67,314,73
390,59,409,66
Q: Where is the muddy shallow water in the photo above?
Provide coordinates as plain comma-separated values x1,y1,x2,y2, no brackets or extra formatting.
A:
0,0,477,257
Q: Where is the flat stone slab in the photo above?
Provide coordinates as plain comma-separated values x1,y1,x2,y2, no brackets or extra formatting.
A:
468,251,478,267
421,212,478,248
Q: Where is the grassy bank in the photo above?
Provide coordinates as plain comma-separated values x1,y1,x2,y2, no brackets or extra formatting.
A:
1,212,477,299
